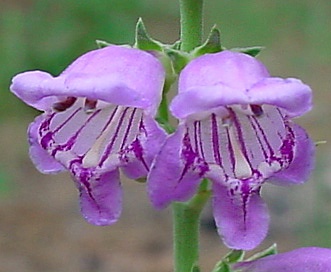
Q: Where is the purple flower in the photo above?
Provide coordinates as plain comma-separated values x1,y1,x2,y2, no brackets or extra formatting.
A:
147,50,314,250
11,45,166,225
233,247,331,272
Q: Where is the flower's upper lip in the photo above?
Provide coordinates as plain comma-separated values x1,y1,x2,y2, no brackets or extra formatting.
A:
10,45,165,116
11,70,153,112
171,51,312,119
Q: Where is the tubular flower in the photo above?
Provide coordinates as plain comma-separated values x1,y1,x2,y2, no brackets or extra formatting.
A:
147,50,314,250
11,45,166,226
233,247,331,272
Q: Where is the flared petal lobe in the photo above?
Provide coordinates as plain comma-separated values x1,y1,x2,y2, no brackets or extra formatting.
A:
148,125,208,209
73,167,122,226
233,247,331,272
212,181,269,250
269,123,315,186
28,115,65,174
249,77,312,117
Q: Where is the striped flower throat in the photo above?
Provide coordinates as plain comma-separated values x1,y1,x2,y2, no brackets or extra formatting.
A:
40,97,148,172
183,104,294,186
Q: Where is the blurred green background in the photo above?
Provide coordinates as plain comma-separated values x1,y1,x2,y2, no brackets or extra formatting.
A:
1,0,331,271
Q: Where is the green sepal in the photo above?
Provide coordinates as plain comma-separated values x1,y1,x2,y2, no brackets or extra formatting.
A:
212,250,244,272
192,25,223,57
224,250,245,264
246,243,278,262
211,261,232,272
231,46,265,57
171,40,182,50
96,39,111,48
134,18,162,51
164,48,190,75
155,116,175,134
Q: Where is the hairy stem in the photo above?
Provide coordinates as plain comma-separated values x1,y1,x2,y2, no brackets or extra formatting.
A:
173,180,210,272
180,0,204,52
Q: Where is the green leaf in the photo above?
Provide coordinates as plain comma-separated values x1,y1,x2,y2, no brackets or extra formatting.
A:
231,46,265,57
192,25,223,57
246,243,278,262
134,18,162,51
95,39,111,48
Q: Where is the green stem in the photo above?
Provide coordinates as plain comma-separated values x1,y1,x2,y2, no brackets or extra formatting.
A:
180,0,204,52
173,180,211,272
172,1,205,271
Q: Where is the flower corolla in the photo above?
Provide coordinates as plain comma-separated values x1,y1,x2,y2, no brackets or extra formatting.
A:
148,50,314,250
11,45,166,225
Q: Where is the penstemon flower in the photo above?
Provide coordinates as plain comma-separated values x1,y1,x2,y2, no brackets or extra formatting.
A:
233,247,331,272
10,45,166,226
148,50,314,250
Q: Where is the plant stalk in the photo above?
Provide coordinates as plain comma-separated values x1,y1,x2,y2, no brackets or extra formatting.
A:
179,0,204,52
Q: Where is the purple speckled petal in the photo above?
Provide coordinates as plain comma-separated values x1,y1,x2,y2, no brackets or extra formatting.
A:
72,166,122,225
28,115,65,174
249,77,312,117
233,247,331,272
147,125,208,209
10,45,165,115
269,123,315,186
212,180,269,250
